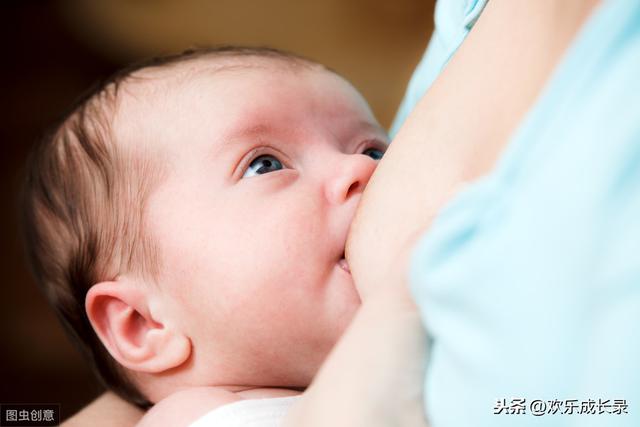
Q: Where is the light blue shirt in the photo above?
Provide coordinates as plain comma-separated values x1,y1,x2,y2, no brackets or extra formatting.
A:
390,0,487,136
398,0,640,425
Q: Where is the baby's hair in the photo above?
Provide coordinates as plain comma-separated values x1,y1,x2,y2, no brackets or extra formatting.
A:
20,46,322,408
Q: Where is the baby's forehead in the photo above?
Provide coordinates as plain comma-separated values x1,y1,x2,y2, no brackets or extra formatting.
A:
111,56,330,135
121,55,319,98
110,57,297,139
109,55,378,161
114,56,356,125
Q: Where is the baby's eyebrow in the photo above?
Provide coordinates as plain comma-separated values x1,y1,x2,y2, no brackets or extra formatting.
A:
342,120,389,144
213,123,279,155
212,119,388,157
227,123,275,140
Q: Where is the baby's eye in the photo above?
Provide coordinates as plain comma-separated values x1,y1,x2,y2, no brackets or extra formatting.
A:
242,154,284,178
362,147,384,160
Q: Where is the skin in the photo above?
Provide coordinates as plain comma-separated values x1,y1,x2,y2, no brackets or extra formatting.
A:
347,0,601,299
85,58,389,426
287,0,602,426
66,1,602,426
61,393,144,427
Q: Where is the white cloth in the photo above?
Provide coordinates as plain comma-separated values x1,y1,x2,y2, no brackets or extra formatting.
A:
188,396,301,427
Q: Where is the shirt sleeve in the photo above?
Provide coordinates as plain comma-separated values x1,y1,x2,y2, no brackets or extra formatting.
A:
390,0,488,137
409,0,640,425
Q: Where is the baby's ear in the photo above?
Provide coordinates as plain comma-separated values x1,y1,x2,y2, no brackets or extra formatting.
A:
85,279,191,373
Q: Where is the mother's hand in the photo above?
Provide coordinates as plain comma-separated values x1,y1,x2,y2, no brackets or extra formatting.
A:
62,392,143,427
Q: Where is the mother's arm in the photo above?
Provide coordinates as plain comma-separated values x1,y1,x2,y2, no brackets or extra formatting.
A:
347,0,599,298
62,392,143,427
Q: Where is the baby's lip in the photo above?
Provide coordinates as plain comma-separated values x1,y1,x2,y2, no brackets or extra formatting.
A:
337,256,350,273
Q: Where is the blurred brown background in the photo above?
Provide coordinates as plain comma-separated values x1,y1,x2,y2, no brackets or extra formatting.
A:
1,0,434,421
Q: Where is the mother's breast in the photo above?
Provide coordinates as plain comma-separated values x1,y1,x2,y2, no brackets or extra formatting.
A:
346,0,600,299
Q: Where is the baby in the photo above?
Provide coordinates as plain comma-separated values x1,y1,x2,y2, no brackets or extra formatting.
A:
22,46,390,426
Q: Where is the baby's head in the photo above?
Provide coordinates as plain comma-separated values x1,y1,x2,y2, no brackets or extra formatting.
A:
22,47,388,406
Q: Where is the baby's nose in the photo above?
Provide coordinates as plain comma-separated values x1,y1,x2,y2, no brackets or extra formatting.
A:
324,154,377,205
